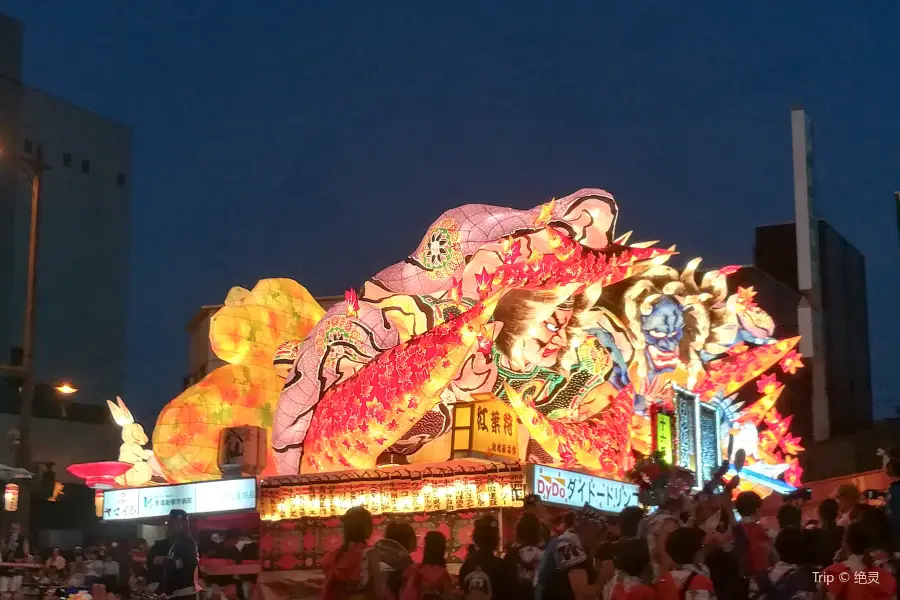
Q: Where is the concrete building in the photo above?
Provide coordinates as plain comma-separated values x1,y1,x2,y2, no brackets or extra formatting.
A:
754,221,874,439
0,392,119,484
0,14,131,406
185,295,342,388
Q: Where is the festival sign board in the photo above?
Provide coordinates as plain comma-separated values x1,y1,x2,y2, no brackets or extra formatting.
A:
655,412,674,465
102,477,257,521
528,464,638,514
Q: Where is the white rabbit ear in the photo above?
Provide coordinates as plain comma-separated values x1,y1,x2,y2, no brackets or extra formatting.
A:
116,397,135,425
107,400,127,426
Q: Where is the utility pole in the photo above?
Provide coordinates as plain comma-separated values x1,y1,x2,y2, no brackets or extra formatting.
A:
894,192,900,249
0,145,50,537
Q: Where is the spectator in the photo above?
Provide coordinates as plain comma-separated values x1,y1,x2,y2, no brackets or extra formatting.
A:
730,491,773,576
641,498,684,578
375,522,417,600
776,504,802,531
609,538,655,600
822,522,896,600
835,485,863,526
597,507,648,596
534,512,597,600
654,527,715,600
816,498,844,562
102,553,120,593
620,507,647,539
400,531,453,600
855,505,896,570
146,539,170,591
459,515,515,600
159,510,199,600
84,549,105,587
45,547,66,572
523,495,551,544
749,527,816,600
503,513,543,597
882,447,900,551
68,551,87,587
321,506,385,600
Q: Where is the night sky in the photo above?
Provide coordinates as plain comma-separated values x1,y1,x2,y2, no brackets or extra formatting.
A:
1,2,898,426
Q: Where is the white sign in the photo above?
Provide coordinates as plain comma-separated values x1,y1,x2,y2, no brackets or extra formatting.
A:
529,465,638,514
103,478,257,521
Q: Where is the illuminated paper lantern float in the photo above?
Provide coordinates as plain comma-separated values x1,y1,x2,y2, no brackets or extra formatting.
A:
144,189,803,500
152,279,324,483
265,188,805,498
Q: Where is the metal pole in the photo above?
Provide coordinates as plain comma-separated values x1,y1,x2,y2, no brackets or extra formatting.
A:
14,145,47,536
894,192,900,249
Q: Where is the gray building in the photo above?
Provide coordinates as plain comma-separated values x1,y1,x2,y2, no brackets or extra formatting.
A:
754,221,874,439
0,14,131,406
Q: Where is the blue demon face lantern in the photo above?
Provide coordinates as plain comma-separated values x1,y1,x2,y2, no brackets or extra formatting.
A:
641,296,685,353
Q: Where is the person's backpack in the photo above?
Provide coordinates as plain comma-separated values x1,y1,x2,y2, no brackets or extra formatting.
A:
751,568,792,600
751,566,817,600
321,544,370,600
461,565,492,600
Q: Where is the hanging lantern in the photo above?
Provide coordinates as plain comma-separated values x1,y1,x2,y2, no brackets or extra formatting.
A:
94,489,104,518
4,483,19,512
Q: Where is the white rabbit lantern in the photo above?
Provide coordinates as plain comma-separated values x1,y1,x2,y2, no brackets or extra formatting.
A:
106,396,153,487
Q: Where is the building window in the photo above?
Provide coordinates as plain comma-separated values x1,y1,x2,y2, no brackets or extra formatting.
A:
81,160,90,174
116,172,126,186
23,139,32,153
62,153,72,168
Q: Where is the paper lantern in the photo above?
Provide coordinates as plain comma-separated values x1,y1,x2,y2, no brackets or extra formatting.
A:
4,483,19,512
94,490,104,518
152,278,322,483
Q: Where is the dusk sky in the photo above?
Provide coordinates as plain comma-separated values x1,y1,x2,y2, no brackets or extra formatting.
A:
1,2,898,426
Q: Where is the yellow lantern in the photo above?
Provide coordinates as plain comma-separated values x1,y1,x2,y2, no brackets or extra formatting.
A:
4,483,19,512
94,490,104,518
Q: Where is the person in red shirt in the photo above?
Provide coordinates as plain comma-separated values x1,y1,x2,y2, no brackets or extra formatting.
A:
610,538,656,600
728,491,773,576
400,531,454,600
655,528,716,600
822,522,896,600
320,507,386,600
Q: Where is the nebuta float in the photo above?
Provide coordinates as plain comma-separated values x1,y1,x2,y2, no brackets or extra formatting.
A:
150,188,804,498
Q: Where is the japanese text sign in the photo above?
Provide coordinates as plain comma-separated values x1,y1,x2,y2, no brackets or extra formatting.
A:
103,477,257,521
469,397,519,460
528,464,638,514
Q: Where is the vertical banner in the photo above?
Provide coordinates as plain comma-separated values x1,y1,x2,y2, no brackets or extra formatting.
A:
673,386,720,488
655,412,674,465
791,108,828,441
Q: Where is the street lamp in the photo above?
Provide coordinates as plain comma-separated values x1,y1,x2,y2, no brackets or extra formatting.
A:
0,143,50,537
54,383,77,395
